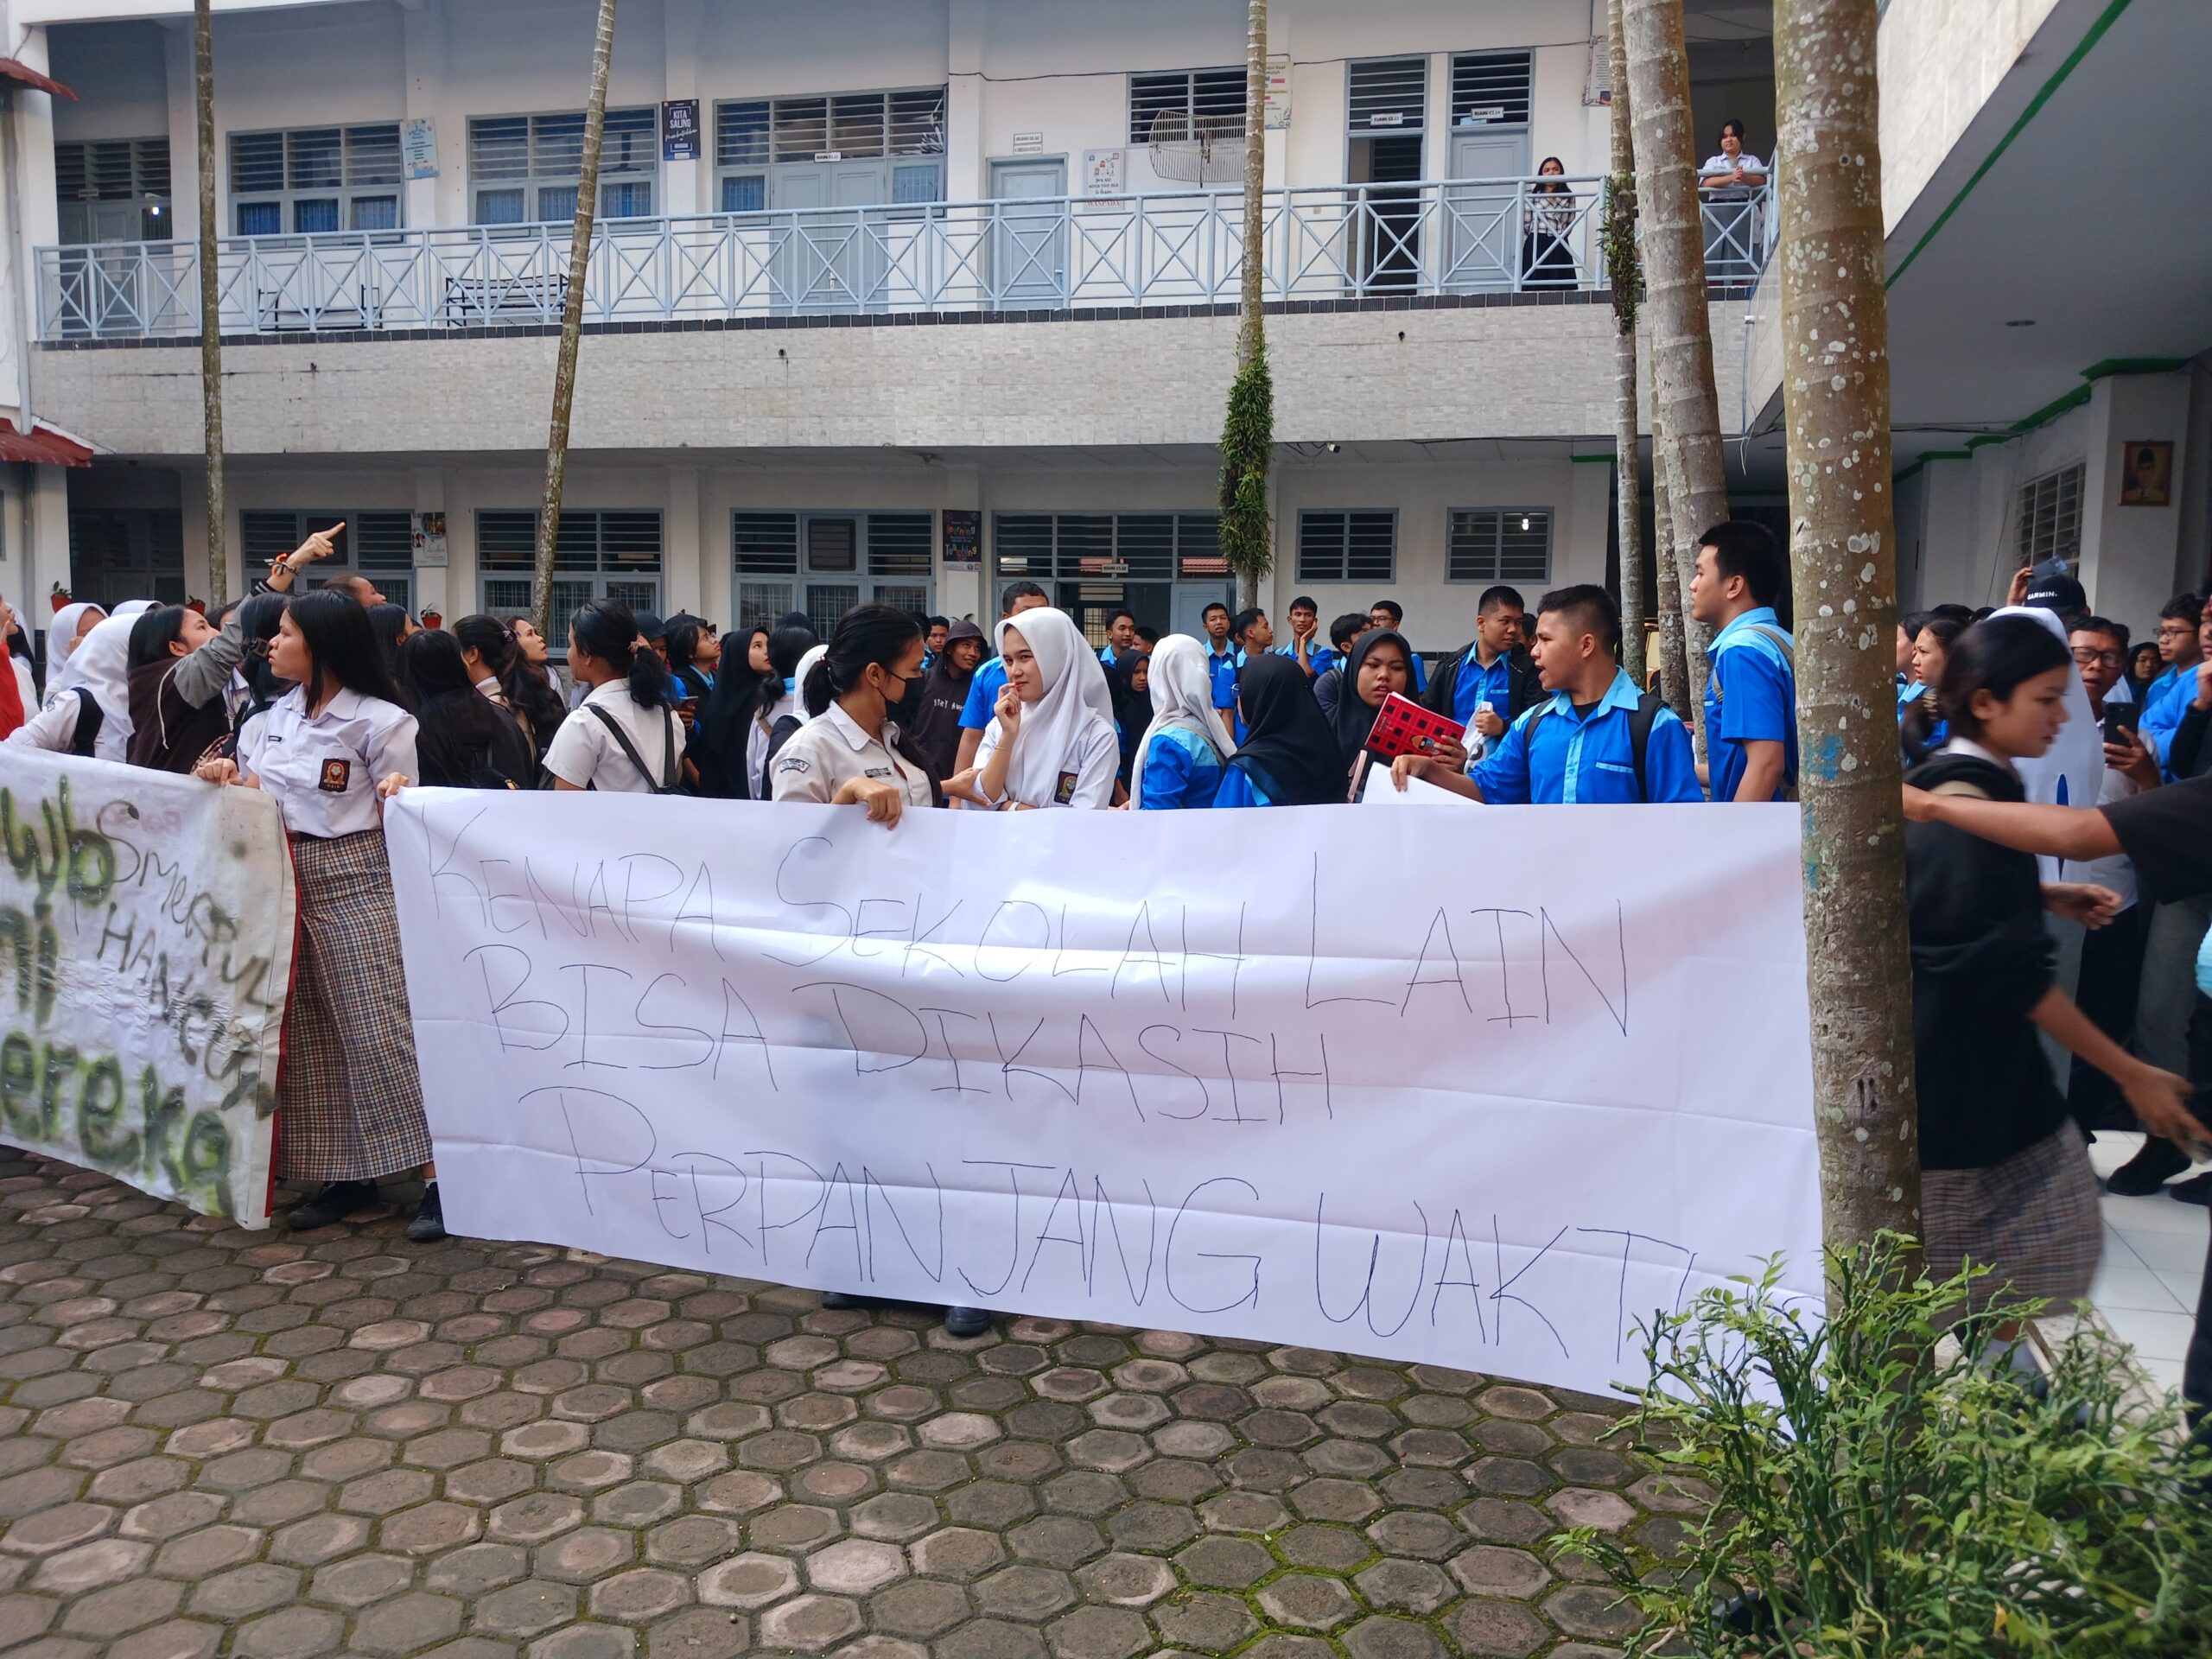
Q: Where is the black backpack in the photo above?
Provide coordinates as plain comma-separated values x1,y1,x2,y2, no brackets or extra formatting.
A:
65,688,104,758
1520,690,1667,799
585,703,685,795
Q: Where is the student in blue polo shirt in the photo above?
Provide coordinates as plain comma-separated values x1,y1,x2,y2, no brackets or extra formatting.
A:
953,581,1051,774
1688,520,1797,802
1422,585,1536,756
1201,601,1239,731
1274,595,1338,680
2140,593,2204,775
1368,599,1428,692
1391,584,1700,804
1098,608,1138,670
1224,607,1273,742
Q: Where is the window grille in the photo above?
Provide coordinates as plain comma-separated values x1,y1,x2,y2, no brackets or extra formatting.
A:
1296,511,1397,582
1447,509,1551,582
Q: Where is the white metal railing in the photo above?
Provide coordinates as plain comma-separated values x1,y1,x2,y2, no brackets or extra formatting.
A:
37,177,1774,340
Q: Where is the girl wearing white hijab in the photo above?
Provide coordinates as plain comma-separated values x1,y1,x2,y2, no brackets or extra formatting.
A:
969,606,1117,809
1129,633,1231,809
8,610,133,761
43,601,105,702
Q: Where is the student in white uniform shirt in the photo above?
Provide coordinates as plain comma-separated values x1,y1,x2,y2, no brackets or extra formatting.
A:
544,598,687,793
194,591,445,1242
8,609,136,761
747,624,820,798
770,602,938,824
963,605,1118,810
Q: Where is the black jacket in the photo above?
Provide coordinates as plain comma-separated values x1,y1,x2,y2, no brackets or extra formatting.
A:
1422,643,1541,726
1904,751,2063,1171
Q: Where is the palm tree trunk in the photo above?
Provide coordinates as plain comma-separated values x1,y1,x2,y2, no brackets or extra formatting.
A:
1622,0,1724,749
1774,0,1921,1255
1219,0,1274,613
1605,0,1644,687
533,0,619,641
1649,377,1690,714
1237,0,1267,372
194,0,226,601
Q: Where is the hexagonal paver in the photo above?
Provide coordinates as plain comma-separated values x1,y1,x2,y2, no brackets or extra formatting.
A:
757,1592,863,1651
869,1576,971,1638
696,1552,801,1610
1173,1534,1273,1590
1255,1573,1361,1630
805,1537,906,1594
975,1564,1077,1622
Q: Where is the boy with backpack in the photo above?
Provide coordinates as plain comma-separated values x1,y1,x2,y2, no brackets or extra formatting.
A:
1688,519,1798,803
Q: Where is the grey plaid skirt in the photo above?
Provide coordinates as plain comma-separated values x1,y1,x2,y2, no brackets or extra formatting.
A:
278,830,431,1183
1923,1127,2101,1310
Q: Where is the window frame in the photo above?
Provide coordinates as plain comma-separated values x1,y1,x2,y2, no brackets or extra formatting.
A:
55,137,173,245
2014,463,2085,569
467,107,660,227
1446,507,1553,584
1295,509,1398,583
239,509,416,612
227,125,404,238
714,86,948,215
730,510,937,634
1127,68,1249,146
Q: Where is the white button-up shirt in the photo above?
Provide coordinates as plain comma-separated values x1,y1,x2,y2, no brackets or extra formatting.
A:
238,686,419,838
770,701,935,807
1700,151,1766,199
544,680,687,793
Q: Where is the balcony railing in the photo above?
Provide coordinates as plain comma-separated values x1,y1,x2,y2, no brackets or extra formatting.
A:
38,176,1773,341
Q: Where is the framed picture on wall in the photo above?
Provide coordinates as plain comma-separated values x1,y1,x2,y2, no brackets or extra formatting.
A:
2119,440,2173,506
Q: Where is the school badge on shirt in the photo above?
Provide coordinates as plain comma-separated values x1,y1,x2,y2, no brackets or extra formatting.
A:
1054,771,1079,805
318,759,352,793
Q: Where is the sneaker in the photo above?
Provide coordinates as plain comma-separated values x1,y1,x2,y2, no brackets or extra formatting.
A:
287,1180,378,1230
942,1306,993,1338
2106,1138,2192,1196
405,1182,447,1242
820,1292,873,1311
2168,1172,2212,1207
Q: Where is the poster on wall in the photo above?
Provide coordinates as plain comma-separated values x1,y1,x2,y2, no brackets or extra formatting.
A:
1083,149,1126,200
1265,55,1292,129
411,511,448,568
402,118,437,180
663,99,702,162
941,509,982,570
2118,441,2173,506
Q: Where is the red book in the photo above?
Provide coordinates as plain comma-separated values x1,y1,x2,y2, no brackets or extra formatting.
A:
1363,692,1465,760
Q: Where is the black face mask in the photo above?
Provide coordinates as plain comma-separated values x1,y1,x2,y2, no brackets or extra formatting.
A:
887,672,925,726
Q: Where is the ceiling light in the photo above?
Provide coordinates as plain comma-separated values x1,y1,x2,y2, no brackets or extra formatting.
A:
1520,516,1530,531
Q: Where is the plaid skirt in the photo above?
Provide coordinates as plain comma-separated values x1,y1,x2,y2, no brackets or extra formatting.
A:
278,829,431,1183
1923,1127,2101,1311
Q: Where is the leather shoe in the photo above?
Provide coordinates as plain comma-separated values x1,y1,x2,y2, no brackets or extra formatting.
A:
942,1306,993,1338
287,1180,378,1230
2106,1138,2191,1196
405,1182,446,1242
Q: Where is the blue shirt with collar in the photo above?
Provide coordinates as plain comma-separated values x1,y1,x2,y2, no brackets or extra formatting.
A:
2140,664,2199,772
1135,725,1224,809
1703,606,1798,802
1212,761,1279,809
1470,665,1702,804
958,657,1009,730
1451,647,1516,728
1273,640,1338,681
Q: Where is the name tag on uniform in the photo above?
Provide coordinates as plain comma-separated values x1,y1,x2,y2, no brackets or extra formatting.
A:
318,759,352,793
1054,771,1079,805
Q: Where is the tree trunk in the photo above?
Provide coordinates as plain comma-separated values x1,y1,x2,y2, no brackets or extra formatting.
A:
533,0,619,642
1218,0,1274,613
1774,0,1921,1256
1648,378,1690,715
1622,0,1724,746
194,0,226,602
1605,0,1644,687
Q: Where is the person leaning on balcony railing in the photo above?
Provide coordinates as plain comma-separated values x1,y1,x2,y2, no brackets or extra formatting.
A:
1698,119,1767,281
1521,157,1578,289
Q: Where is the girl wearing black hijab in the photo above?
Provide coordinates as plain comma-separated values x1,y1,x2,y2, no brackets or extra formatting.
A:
1217,654,1348,807
1326,628,1418,788
690,624,769,798
1106,650,1154,787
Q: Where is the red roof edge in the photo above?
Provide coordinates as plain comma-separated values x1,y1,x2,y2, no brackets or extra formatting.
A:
0,59,76,100
0,423,94,467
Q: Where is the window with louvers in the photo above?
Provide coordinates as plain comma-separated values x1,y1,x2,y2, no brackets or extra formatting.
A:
240,510,414,611
2015,465,2084,568
55,138,173,245
1347,58,1427,134
229,126,402,236
728,512,936,630
1447,509,1551,583
477,510,663,573
1450,53,1534,127
1128,69,1248,145
469,109,657,225
714,89,944,213
988,513,1217,580
1297,512,1397,582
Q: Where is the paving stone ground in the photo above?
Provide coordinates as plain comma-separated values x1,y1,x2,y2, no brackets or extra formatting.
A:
0,1150,1698,1659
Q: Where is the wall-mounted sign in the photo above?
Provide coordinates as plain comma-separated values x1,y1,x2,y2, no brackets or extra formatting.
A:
402,118,437,180
1264,54,1292,130
941,510,982,570
2119,440,2173,507
662,99,702,161
1369,111,1404,127
1012,131,1044,154
411,511,448,568
1083,148,1125,197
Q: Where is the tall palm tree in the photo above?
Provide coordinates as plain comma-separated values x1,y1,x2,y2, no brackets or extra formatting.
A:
1605,0,1644,687
1621,0,1726,742
194,0,226,601
1219,0,1273,613
533,0,620,639
1773,0,1920,1254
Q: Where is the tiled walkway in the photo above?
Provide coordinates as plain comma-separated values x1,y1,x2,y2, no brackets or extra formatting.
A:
2086,1131,2209,1399
0,1150,1681,1659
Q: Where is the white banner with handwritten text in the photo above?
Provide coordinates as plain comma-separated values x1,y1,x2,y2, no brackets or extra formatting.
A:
0,747,292,1226
386,792,1820,1398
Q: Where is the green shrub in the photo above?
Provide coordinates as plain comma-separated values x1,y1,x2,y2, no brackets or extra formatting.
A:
1552,1236,2212,1657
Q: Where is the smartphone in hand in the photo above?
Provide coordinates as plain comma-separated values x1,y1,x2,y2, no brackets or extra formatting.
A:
2102,703,2140,746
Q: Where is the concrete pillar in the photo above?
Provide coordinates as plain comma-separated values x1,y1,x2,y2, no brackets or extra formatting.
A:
161,22,200,245
400,0,443,231
945,0,986,203
411,466,448,621
939,464,982,622
663,0,704,217
27,464,70,620
665,465,703,619
2080,372,2192,630
179,466,211,600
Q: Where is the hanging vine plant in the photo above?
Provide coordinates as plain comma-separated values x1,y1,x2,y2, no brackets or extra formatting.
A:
1218,346,1275,595
1602,175,1643,331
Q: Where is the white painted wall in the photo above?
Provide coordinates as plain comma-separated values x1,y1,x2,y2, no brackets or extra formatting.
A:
2079,371,2193,630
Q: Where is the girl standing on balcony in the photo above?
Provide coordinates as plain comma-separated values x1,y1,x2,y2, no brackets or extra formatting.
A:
192,590,445,1242
1522,157,1577,289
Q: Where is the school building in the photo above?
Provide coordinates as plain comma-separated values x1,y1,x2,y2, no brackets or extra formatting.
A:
0,0,2204,654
